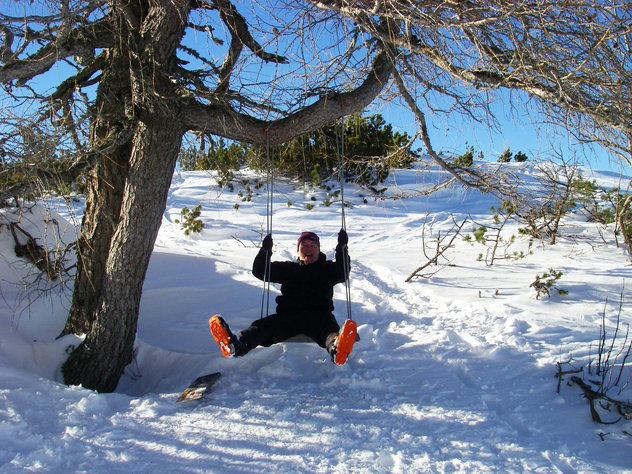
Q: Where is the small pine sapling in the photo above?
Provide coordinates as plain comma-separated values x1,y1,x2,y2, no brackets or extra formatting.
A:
573,175,632,254
175,204,204,236
530,268,566,299
513,151,528,162
463,200,529,265
451,146,475,168
497,147,513,163
497,148,528,163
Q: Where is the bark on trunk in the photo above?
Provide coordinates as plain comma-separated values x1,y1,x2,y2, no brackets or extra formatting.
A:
62,119,182,392
60,0,188,392
59,50,131,338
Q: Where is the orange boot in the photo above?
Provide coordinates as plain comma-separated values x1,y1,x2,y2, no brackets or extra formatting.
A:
327,319,357,365
209,315,249,357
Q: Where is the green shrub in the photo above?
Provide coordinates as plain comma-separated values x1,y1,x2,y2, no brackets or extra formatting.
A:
496,147,528,163
498,147,513,163
573,175,632,252
174,204,204,236
452,146,474,168
178,113,419,189
530,268,566,299
514,151,528,162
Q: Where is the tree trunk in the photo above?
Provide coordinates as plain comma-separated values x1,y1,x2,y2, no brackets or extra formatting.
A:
61,0,188,392
62,117,182,392
59,50,132,338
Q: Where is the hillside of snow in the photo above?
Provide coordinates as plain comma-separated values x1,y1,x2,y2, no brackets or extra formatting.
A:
1,161,631,472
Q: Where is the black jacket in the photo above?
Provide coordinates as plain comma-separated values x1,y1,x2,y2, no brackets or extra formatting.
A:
252,244,350,314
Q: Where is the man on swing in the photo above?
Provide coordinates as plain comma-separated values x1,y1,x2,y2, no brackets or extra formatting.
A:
209,229,357,365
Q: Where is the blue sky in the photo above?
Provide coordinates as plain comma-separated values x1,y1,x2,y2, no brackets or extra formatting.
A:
370,94,622,175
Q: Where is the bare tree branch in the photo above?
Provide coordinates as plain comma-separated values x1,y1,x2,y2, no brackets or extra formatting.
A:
405,216,468,282
182,46,395,144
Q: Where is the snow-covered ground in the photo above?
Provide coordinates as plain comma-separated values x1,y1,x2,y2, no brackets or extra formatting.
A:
1,161,631,472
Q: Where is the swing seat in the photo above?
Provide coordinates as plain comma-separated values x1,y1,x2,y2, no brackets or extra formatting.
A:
285,334,315,343
285,333,361,343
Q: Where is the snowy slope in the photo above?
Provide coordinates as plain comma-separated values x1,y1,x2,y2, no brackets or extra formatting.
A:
1,161,631,472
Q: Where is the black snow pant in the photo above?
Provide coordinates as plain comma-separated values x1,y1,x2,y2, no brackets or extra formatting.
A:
239,310,340,350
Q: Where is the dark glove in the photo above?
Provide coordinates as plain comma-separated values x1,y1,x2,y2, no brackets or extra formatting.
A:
337,229,348,246
262,234,273,252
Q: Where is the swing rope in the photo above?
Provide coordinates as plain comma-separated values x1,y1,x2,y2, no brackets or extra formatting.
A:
336,118,353,322
260,133,273,319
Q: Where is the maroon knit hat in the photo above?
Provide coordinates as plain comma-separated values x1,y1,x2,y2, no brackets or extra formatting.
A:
297,231,320,250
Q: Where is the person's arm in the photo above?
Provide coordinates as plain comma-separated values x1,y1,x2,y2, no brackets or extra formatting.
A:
252,234,273,281
333,229,350,283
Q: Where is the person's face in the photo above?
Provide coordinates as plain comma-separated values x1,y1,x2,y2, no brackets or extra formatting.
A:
298,239,320,265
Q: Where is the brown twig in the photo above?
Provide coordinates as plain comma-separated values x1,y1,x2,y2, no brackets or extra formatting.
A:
571,376,632,424
405,216,468,282
555,361,583,394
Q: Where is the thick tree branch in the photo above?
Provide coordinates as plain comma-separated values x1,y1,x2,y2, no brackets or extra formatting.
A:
391,66,473,187
182,46,394,145
213,0,287,65
0,24,14,63
215,32,243,97
0,19,113,84
311,0,632,161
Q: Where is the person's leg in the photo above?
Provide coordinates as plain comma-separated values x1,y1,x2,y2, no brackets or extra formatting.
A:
239,312,304,348
299,311,340,348
297,311,356,364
